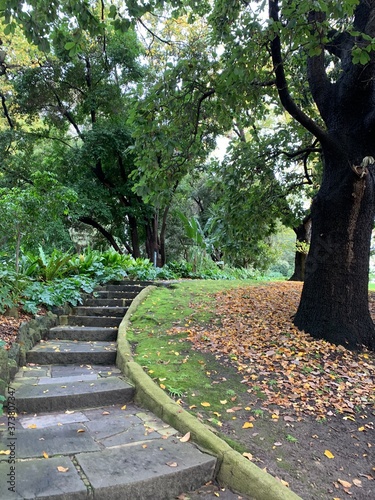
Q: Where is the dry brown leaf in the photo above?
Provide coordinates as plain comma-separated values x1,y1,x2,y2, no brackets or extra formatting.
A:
57,466,69,473
166,461,178,467
180,432,191,442
337,479,352,489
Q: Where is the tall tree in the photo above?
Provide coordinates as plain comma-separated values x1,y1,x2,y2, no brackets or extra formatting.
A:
3,1,375,350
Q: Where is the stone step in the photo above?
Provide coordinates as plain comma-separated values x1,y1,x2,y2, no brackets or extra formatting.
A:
98,284,147,292
94,290,140,299
26,340,117,365
72,305,128,317
75,439,216,500
47,326,118,342
0,403,216,500
66,315,122,327
10,376,134,413
83,297,132,307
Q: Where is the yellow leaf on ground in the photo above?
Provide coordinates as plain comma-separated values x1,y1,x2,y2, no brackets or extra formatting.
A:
271,414,279,419
0,450,10,455
77,429,85,433
160,384,166,390
324,449,335,459
358,426,365,431
28,424,37,429
121,405,127,410
243,452,253,461
220,400,227,405
43,451,49,459
242,422,254,429
201,402,211,407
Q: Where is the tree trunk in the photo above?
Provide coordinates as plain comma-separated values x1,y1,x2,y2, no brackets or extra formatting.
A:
128,214,141,258
289,216,312,282
294,160,375,350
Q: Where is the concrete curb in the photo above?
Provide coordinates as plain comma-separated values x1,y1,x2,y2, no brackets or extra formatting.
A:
116,286,302,500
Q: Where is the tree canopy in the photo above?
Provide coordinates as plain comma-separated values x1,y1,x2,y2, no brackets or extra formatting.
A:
1,0,375,350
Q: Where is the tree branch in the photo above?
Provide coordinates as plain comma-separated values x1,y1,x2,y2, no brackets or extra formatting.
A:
78,216,124,254
306,11,335,119
0,92,14,128
268,0,330,145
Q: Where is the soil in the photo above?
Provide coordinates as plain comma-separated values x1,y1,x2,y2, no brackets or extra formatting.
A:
0,296,374,500
213,371,374,500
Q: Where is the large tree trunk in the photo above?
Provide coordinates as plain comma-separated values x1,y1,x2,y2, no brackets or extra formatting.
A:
267,0,375,351
294,154,375,350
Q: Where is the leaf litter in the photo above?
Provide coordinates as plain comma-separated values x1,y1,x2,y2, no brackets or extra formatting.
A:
167,281,375,499
170,282,374,420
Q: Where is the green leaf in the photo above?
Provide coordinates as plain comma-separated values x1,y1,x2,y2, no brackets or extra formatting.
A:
64,41,76,50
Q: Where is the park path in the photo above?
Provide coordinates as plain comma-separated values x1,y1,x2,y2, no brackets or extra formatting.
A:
0,281,232,500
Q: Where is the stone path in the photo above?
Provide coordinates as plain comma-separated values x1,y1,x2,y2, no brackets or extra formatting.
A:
0,281,225,500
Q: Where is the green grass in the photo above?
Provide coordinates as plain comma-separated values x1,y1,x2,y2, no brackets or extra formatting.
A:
127,279,257,418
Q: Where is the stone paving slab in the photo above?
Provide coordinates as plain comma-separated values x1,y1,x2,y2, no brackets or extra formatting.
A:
0,457,87,500
72,306,128,317
12,376,134,413
19,411,89,429
76,438,217,500
47,326,118,342
26,340,117,365
37,374,99,385
67,315,122,327
0,423,101,460
50,364,122,378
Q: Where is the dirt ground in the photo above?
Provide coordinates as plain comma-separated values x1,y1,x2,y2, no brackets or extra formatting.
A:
206,356,374,500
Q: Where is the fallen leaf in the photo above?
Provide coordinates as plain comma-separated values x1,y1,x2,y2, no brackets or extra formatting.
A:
220,400,227,405
121,405,127,410
28,424,37,429
57,466,69,473
65,410,75,415
324,449,335,459
180,432,191,442
352,479,362,487
243,452,253,461
102,411,110,415
242,422,254,429
166,461,178,467
0,450,10,455
358,426,365,432
43,451,49,459
77,429,85,433
337,479,352,489
160,384,166,390
201,402,211,407
142,444,148,449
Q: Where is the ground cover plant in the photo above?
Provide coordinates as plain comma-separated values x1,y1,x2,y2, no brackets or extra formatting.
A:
127,281,375,500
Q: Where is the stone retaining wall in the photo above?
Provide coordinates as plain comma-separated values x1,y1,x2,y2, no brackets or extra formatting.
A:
0,312,57,397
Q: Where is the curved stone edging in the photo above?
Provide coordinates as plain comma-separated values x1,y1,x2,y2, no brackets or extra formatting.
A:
116,285,302,500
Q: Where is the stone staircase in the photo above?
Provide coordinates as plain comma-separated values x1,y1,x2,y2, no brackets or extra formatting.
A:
0,281,217,500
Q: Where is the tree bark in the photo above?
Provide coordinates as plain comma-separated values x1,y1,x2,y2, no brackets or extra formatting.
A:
289,216,312,282
269,0,375,350
294,162,375,350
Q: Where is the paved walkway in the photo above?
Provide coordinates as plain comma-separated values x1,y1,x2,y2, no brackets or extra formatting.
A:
0,282,248,500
